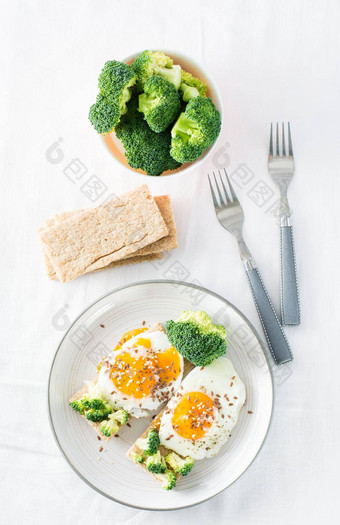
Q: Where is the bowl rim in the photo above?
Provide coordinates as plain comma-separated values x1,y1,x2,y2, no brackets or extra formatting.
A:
100,49,224,178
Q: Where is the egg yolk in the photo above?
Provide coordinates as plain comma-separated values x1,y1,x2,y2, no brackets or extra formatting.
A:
97,327,149,372
172,391,215,440
110,341,181,399
114,327,149,351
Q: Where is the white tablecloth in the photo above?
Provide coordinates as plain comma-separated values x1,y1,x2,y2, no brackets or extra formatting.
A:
1,1,339,523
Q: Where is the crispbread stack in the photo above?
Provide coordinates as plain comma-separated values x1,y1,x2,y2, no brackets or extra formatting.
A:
39,186,177,282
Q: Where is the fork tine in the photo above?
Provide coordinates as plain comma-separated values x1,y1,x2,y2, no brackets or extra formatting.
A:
269,123,273,157
224,169,239,202
218,170,231,203
207,174,219,208
213,172,226,205
276,122,280,157
282,123,286,157
288,122,293,157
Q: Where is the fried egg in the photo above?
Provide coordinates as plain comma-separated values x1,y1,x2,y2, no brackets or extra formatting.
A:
88,327,184,417
158,357,246,459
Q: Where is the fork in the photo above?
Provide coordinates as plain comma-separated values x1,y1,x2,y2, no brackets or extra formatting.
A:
268,123,300,326
208,169,293,365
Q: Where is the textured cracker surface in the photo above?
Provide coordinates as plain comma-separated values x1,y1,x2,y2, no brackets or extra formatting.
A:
40,193,175,280
46,252,162,280
40,185,168,282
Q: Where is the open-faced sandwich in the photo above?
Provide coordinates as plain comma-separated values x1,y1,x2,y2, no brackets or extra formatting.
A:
128,312,246,490
69,323,192,441
69,310,246,490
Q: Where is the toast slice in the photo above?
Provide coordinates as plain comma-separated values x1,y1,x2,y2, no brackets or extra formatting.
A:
69,323,192,442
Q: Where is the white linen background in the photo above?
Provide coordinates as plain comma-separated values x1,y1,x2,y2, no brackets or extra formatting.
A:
1,1,339,523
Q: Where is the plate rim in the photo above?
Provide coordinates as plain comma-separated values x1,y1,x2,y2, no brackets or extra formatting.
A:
48,279,274,511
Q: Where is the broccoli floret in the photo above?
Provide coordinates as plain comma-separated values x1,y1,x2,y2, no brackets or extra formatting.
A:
165,310,227,366
165,452,194,476
98,60,136,100
112,408,129,425
132,50,182,91
135,429,160,457
89,93,118,135
84,398,113,423
89,60,136,134
155,470,177,491
131,452,145,464
100,416,119,437
180,70,208,102
145,450,167,474
138,76,181,133
115,95,181,176
170,97,221,163
69,399,87,415
100,409,129,437
70,396,113,422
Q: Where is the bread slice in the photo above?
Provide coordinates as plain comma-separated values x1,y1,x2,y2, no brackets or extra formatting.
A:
69,323,192,442
40,185,169,282
40,194,176,280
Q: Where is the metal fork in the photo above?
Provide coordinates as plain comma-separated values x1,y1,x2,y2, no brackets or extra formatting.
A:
268,123,300,326
208,169,293,365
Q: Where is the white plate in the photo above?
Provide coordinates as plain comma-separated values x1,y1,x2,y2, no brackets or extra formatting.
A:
48,280,273,510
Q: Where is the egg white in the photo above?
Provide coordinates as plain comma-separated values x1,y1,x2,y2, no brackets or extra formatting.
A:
88,330,184,418
159,357,246,459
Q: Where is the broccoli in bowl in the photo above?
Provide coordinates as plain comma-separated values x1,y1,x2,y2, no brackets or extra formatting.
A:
89,50,221,175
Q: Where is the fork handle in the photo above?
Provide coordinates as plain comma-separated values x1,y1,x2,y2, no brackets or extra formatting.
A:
280,225,300,326
246,268,293,364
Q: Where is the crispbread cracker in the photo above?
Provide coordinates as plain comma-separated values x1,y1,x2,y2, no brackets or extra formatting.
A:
41,195,175,280
127,359,194,486
69,323,166,441
40,185,168,282
46,252,162,280
68,380,115,443
128,408,181,480
101,195,177,269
